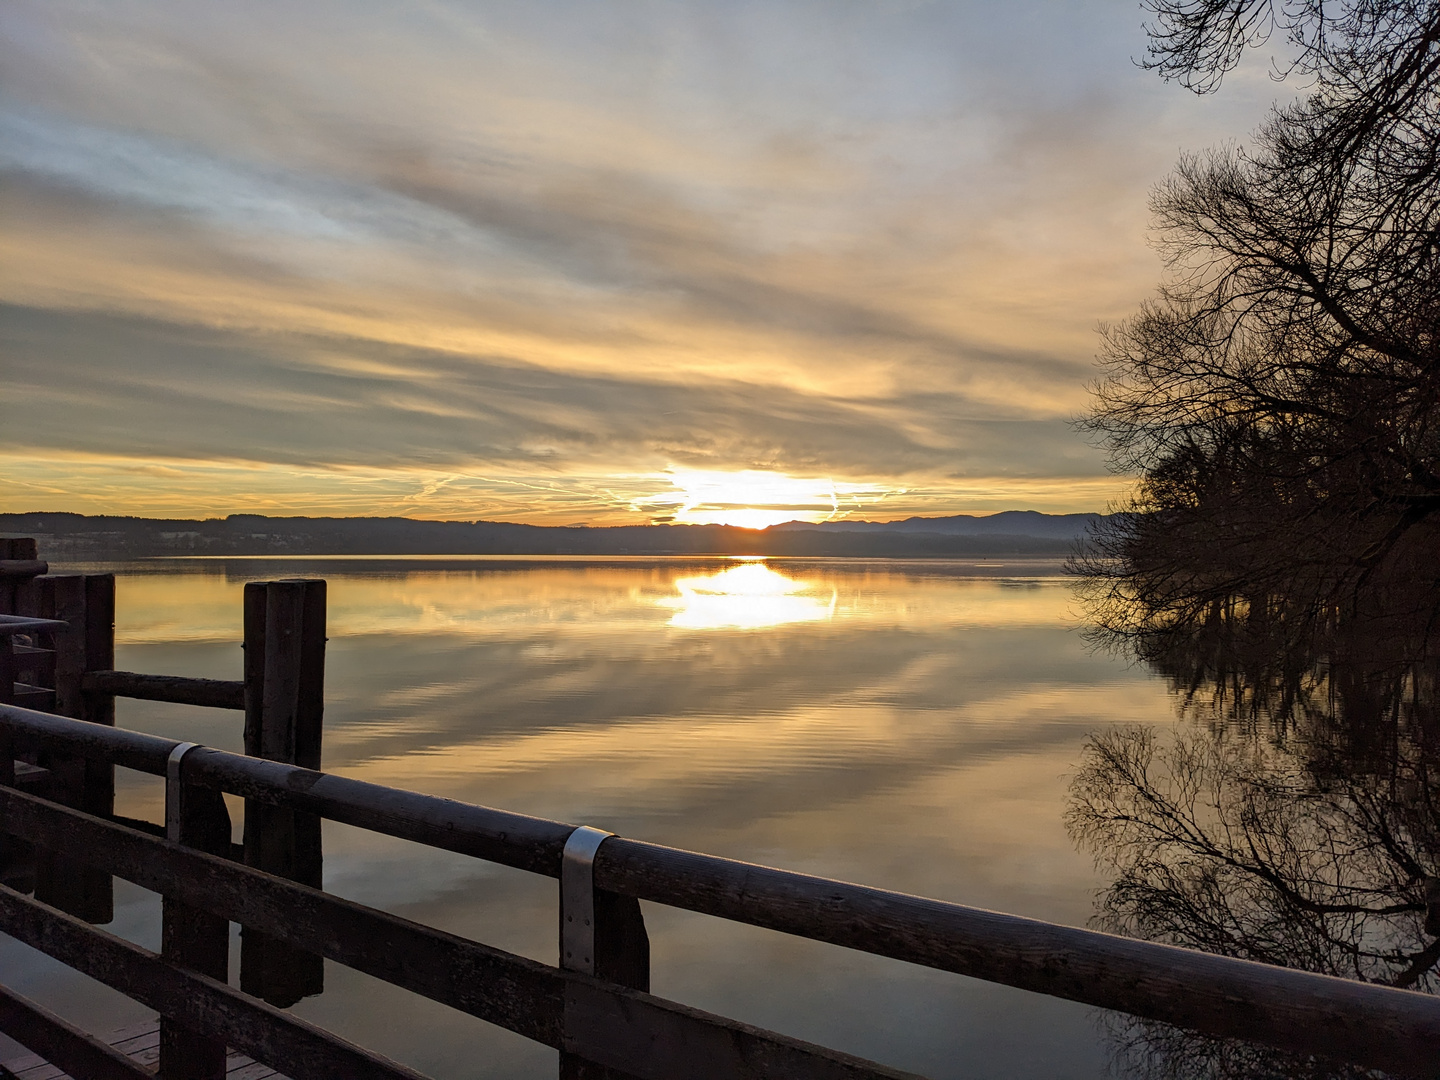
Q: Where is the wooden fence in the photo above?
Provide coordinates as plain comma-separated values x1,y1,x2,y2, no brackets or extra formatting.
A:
1,544,1439,1079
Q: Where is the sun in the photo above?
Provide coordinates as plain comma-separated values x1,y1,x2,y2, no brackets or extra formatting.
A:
635,468,880,529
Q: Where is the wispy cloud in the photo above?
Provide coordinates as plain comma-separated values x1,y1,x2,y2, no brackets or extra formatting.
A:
0,0,1282,520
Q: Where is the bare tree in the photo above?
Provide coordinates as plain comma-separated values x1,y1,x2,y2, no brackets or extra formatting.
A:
1080,1,1440,624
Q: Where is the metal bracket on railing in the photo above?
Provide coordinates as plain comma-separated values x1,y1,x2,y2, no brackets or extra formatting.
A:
164,742,201,842
560,825,613,975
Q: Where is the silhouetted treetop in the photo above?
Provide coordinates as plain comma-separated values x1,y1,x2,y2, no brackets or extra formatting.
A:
1143,0,1440,101
1080,0,1440,622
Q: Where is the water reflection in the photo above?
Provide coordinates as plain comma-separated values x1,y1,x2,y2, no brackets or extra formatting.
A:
1,556,1163,1080
661,561,837,630
1069,569,1440,1078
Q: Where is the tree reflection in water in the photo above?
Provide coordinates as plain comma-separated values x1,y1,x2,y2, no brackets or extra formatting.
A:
1067,580,1440,1078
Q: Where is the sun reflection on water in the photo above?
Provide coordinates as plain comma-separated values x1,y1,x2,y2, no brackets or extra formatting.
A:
660,561,837,630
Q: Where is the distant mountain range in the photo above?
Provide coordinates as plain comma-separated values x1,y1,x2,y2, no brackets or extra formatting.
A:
771,510,1101,540
0,511,1106,560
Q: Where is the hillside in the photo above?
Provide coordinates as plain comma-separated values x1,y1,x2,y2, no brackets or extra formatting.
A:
0,512,1104,560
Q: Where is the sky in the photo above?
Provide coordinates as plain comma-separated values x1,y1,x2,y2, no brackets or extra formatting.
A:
0,1,1287,526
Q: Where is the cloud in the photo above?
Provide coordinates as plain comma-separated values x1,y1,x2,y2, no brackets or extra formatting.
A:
0,302,1106,478
0,0,1284,519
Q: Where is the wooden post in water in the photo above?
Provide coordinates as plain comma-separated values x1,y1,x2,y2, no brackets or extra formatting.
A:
0,624,12,709
159,745,232,1080
0,622,14,885
0,538,41,616
81,575,116,733
0,543,43,892
32,576,111,922
3,552,117,923
240,579,326,1006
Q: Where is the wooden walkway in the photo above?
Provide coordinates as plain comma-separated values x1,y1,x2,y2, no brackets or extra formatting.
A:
1,1021,287,1079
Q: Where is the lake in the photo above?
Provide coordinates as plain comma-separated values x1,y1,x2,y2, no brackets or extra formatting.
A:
1,556,1179,1078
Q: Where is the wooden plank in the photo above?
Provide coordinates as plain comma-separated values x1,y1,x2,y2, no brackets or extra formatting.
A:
10,1061,67,1079
81,671,244,711
107,1019,161,1055
0,884,430,1080
0,788,920,1080
228,1063,283,1079
0,983,150,1080
4,1019,158,1075
2,1019,289,1079
3,1019,261,1075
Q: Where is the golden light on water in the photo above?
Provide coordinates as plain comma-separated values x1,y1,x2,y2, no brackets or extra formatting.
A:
660,561,837,630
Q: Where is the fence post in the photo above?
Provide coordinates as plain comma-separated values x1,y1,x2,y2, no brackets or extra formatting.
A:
559,828,650,1080
31,574,113,923
159,743,232,1080
0,626,12,708
81,574,116,733
0,644,12,881
0,615,46,894
240,579,325,1006
0,538,39,615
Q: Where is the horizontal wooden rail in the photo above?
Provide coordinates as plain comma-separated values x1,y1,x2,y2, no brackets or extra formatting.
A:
0,983,152,1080
0,787,913,1080
0,884,428,1080
81,671,245,710
596,840,1440,1077
5,703,1440,1076
1,702,177,775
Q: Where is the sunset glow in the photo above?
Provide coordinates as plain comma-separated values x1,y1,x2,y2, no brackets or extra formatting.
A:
0,3,1271,522
635,469,887,528
661,562,837,630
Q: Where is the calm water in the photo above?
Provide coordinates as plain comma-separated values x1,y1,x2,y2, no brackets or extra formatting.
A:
0,557,1177,1078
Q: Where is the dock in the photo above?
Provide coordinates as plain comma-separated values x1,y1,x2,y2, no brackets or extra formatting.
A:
2,1020,287,1079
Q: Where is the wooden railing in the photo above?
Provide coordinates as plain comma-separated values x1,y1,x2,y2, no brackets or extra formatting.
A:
1,541,329,1016
2,699,1440,1079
